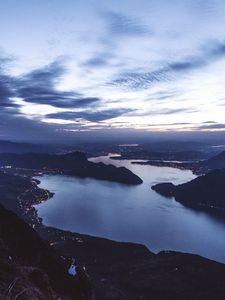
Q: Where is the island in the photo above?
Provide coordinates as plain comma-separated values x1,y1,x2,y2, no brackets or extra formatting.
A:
0,151,143,185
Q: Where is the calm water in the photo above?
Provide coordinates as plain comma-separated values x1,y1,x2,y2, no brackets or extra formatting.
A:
35,155,225,263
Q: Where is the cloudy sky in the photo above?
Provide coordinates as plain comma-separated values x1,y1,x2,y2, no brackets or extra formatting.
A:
1,0,225,142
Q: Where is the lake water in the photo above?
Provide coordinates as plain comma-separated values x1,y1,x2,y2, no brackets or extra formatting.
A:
35,154,225,263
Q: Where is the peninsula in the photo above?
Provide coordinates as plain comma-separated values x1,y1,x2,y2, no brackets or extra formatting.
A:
0,151,143,185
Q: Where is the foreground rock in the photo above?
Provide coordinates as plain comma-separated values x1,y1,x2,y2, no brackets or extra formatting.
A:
152,169,225,213
0,204,91,299
38,226,225,300
0,151,143,185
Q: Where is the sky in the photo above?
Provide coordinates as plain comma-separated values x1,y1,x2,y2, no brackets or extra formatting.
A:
1,0,225,143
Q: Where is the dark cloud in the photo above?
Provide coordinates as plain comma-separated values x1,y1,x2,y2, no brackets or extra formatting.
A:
0,57,105,141
16,61,101,108
110,69,169,90
196,123,225,129
0,58,16,108
168,41,225,72
83,57,108,67
156,108,198,115
47,108,133,122
168,59,203,72
0,45,223,143
0,76,14,106
0,91,51,142
21,61,64,84
109,40,225,90
149,121,224,128
206,41,225,58
129,107,198,117
143,89,185,103
19,89,100,108
202,120,217,124
82,52,112,68
0,55,13,71
0,56,136,141
0,71,55,141
105,11,151,36
0,59,82,109
150,122,193,126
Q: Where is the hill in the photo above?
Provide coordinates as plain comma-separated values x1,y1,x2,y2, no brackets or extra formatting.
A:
0,151,143,185
152,169,225,213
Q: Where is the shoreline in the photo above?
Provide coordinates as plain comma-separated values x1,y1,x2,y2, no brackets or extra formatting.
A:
2,165,225,298
23,174,225,264
9,173,225,299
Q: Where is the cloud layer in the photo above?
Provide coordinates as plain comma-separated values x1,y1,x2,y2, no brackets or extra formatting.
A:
1,0,225,141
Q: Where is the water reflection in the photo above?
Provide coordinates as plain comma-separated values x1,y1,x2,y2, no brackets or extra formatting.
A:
35,155,225,263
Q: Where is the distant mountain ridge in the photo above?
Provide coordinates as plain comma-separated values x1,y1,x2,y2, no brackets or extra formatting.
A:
201,150,225,171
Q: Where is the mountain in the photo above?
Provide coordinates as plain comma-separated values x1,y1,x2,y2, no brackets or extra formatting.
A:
152,169,225,213
39,226,225,300
0,151,143,185
201,150,225,171
0,203,90,299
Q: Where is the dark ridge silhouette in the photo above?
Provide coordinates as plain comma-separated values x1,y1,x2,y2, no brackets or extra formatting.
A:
0,204,90,299
0,151,143,185
152,169,225,213
201,150,225,170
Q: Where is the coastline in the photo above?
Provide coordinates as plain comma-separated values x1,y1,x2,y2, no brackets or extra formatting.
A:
17,174,155,251
8,173,225,299
26,175,225,261
16,176,55,227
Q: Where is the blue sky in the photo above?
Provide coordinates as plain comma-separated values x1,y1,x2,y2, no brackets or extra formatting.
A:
1,0,225,142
